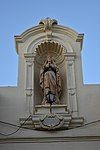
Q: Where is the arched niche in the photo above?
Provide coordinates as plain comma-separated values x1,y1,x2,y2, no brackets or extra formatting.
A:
24,39,78,117
33,41,67,105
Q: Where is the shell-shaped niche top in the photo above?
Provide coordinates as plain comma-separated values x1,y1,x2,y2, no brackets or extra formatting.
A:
35,41,65,66
39,17,58,31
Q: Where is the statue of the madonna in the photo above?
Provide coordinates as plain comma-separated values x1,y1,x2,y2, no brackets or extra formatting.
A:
40,55,61,105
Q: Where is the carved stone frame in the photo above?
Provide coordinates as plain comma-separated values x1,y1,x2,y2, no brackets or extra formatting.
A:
24,50,78,117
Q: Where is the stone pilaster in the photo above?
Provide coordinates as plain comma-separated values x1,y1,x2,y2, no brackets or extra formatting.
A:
24,53,35,114
65,53,78,117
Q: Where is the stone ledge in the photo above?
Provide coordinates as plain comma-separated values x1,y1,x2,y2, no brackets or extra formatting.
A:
35,105,67,114
0,136,100,144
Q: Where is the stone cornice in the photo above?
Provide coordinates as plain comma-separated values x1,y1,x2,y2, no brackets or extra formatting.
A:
0,136,100,144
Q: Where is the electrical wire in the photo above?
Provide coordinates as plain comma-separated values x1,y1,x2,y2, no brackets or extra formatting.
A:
0,118,100,136
0,115,31,136
80,119,100,127
0,120,20,128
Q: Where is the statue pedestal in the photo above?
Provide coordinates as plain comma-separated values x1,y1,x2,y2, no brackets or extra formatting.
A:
19,105,84,130
32,104,71,130
35,104,68,114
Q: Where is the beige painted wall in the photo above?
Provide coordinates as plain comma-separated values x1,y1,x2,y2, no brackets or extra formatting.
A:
0,141,100,150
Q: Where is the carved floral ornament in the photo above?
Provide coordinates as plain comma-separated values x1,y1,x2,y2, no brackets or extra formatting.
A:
39,17,58,31
39,18,58,41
